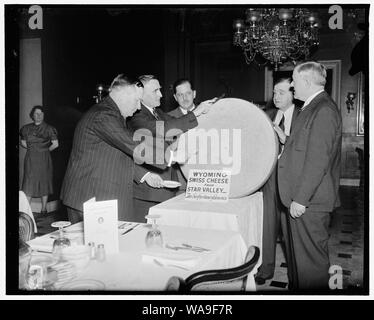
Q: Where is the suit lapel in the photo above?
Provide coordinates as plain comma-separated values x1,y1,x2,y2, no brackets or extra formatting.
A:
283,92,325,150
265,108,278,121
290,106,300,133
140,104,156,119
177,107,185,118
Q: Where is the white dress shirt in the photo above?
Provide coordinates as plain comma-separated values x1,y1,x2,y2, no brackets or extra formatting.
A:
274,104,295,137
178,104,195,115
274,104,295,159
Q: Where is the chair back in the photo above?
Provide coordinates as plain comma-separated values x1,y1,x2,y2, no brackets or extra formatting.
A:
166,245,260,292
19,212,35,242
19,191,38,233
165,276,186,291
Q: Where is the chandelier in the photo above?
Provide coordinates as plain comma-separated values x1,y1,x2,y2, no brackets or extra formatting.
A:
233,8,320,70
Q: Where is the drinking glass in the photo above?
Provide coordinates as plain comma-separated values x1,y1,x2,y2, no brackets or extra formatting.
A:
145,214,163,249
51,221,72,261
19,239,32,289
25,253,57,290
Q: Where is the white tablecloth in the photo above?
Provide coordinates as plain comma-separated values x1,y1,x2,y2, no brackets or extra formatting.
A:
27,222,255,291
149,192,263,251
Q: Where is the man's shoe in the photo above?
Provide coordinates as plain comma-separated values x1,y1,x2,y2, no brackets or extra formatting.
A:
255,276,267,285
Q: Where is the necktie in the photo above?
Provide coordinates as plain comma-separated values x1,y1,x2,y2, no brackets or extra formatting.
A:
152,109,160,120
277,114,285,156
279,114,285,132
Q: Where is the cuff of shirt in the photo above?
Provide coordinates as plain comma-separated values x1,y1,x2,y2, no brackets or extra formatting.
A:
167,150,174,167
140,172,151,183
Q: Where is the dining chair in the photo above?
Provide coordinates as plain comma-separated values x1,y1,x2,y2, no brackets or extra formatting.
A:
19,212,35,242
165,245,260,292
19,190,38,233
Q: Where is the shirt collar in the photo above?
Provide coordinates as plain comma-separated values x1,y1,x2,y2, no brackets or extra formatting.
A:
179,104,195,115
302,89,325,110
279,104,295,137
142,103,156,115
283,104,295,119
276,104,294,123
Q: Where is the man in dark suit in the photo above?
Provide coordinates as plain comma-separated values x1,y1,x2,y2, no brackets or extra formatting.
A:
61,75,174,223
278,62,342,291
168,78,198,193
255,78,299,285
127,75,213,222
168,78,197,117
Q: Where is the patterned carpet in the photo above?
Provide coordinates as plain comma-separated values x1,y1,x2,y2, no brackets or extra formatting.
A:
33,186,365,293
256,186,365,292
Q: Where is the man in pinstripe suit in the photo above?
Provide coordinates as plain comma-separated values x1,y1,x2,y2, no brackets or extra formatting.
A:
61,75,175,223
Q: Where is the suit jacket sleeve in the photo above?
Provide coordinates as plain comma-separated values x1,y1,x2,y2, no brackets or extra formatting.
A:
92,109,169,169
130,110,198,140
133,164,149,183
294,106,341,206
167,108,183,118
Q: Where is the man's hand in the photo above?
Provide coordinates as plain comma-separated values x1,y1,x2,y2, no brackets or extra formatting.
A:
192,99,216,117
290,201,306,218
273,124,287,144
144,173,164,188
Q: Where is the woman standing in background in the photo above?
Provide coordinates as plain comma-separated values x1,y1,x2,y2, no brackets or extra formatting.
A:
20,105,59,214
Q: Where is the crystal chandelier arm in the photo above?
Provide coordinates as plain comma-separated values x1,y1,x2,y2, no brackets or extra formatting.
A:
243,47,256,64
233,8,319,69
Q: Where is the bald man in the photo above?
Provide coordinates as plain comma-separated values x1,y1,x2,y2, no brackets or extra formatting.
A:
278,62,342,291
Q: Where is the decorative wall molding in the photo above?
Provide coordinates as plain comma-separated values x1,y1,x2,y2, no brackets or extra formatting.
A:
356,72,365,136
264,59,342,109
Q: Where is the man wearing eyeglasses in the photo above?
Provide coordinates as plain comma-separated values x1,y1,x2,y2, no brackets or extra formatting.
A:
127,75,214,222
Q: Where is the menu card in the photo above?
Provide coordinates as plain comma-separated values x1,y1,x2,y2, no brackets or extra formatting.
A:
83,198,119,254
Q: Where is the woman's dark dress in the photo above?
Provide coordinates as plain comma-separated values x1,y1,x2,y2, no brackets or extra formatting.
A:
20,122,58,197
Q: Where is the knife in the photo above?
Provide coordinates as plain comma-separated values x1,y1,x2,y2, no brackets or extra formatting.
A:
165,244,205,252
118,222,128,229
181,243,211,251
34,249,52,254
153,259,189,271
121,223,140,235
211,93,226,104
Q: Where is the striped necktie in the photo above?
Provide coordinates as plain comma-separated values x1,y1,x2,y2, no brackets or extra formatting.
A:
152,109,160,120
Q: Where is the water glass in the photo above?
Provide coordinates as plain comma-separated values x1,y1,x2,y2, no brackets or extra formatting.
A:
51,221,72,261
145,214,163,249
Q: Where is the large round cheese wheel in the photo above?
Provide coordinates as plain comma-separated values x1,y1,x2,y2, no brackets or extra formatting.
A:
178,98,278,198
